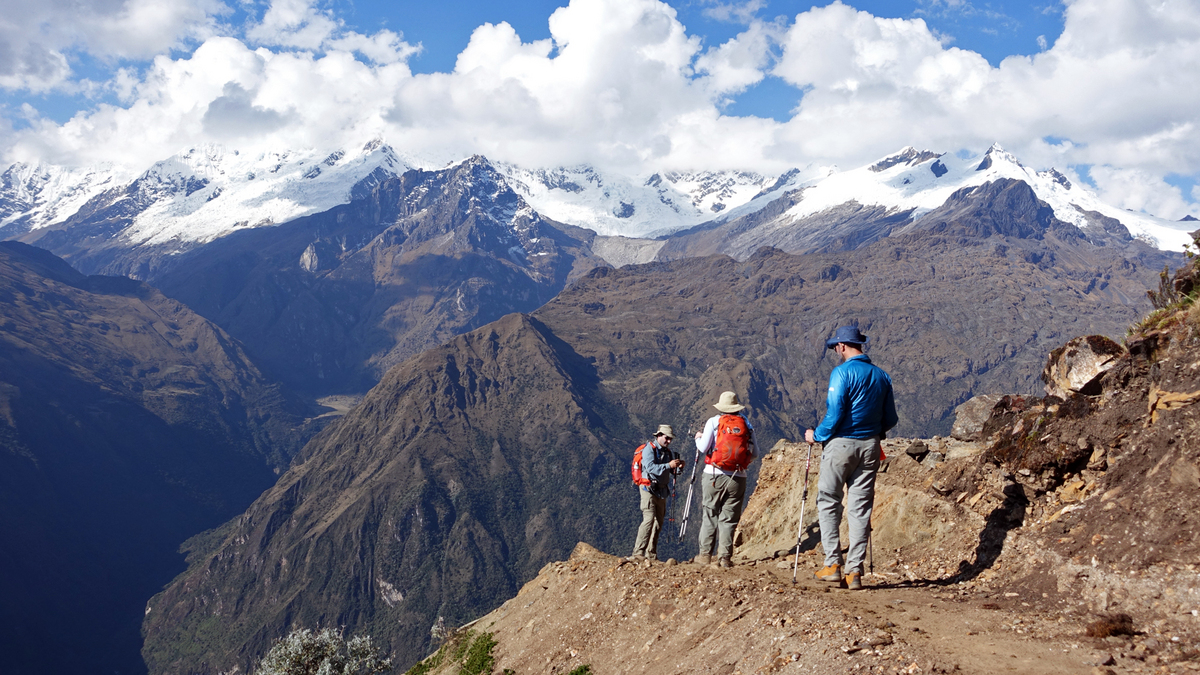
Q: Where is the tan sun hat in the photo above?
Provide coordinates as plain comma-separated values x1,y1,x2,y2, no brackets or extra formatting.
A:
713,391,745,413
656,424,674,438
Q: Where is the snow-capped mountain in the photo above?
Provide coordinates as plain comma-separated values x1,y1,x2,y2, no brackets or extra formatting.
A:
493,163,807,237
2,142,1196,263
0,139,418,247
788,144,1194,251
0,162,127,233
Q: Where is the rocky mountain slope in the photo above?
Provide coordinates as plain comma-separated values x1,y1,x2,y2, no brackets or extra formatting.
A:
408,258,1200,673
141,312,639,673
0,241,313,675
141,211,1182,673
73,156,605,394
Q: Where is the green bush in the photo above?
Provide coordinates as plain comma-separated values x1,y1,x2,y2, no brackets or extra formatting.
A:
458,632,497,675
253,627,392,675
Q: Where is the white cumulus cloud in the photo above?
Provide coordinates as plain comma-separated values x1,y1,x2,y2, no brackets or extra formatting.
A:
0,0,227,91
1,0,1199,220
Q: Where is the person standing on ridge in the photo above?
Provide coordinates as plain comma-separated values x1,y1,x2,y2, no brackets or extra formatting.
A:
630,424,684,562
806,325,898,590
694,391,757,568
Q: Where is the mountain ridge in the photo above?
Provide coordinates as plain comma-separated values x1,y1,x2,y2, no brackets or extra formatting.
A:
0,241,315,675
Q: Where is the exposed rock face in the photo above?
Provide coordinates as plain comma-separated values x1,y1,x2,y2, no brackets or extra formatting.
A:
951,394,1004,441
0,242,311,675
1042,335,1126,398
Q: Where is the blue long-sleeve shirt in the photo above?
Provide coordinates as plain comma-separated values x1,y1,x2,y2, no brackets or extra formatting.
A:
640,438,677,499
813,354,898,443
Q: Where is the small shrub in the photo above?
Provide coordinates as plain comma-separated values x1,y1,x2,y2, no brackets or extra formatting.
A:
458,632,497,675
566,666,593,675
1147,265,1178,309
1085,613,1135,638
254,627,392,675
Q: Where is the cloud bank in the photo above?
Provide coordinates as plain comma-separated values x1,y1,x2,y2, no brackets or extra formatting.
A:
3,0,1199,219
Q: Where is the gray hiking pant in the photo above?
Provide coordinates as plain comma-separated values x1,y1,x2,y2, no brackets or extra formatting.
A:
632,488,666,559
817,437,881,574
698,473,746,561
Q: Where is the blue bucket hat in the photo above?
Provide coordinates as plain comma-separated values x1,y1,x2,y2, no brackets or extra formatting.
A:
825,325,868,349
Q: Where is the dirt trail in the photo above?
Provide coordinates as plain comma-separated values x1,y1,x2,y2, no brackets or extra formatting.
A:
428,543,1116,675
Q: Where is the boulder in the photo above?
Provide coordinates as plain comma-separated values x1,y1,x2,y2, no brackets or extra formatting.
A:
951,394,1004,441
1042,335,1127,399
905,440,929,461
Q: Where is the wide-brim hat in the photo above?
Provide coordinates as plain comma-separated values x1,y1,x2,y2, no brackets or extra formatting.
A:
713,391,745,413
656,424,674,438
825,325,868,349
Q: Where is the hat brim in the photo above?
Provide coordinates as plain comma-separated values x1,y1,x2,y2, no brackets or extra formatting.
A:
714,403,746,413
825,337,866,349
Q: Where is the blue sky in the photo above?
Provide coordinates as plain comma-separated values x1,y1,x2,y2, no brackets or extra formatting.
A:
1,0,1198,220
335,0,1069,121
7,0,1066,125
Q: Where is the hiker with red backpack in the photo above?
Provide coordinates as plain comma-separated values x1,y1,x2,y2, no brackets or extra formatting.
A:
629,424,685,562
693,391,757,568
805,325,898,590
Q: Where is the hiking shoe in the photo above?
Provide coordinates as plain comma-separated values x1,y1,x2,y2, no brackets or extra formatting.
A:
814,564,842,582
718,557,733,569
845,572,863,590
626,554,646,563
693,554,711,565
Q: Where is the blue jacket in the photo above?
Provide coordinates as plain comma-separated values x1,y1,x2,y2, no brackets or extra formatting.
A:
640,439,677,499
814,355,898,443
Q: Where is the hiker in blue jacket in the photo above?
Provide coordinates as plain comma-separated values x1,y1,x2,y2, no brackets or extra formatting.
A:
805,325,898,590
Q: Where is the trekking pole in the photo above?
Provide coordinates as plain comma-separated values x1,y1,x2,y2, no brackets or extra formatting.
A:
677,427,700,542
791,441,815,584
868,518,874,577
667,467,677,533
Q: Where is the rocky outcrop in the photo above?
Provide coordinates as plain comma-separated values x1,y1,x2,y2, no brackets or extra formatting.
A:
951,394,1004,441
1042,335,1126,399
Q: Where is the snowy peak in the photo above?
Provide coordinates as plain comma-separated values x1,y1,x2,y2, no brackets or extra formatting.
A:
494,162,780,237
122,141,413,245
975,143,1023,172
868,147,942,173
0,162,125,234
4,141,1197,259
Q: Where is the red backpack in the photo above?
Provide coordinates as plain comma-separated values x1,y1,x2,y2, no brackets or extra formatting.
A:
708,414,752,471
631,441,653,487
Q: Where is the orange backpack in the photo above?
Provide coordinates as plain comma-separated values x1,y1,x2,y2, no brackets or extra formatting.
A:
631,442,653,487
708,414,752,471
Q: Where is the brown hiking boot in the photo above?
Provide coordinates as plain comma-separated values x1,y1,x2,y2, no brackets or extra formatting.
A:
626,554,645,563
693,554,711,565
845,572,863,590
718,557,733,568
814,564,842,582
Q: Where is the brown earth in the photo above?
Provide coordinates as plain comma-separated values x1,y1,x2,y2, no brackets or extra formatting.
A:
414,305,1200,674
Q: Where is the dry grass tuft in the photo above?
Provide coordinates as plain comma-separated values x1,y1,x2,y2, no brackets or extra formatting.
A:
1085,613,1135,638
